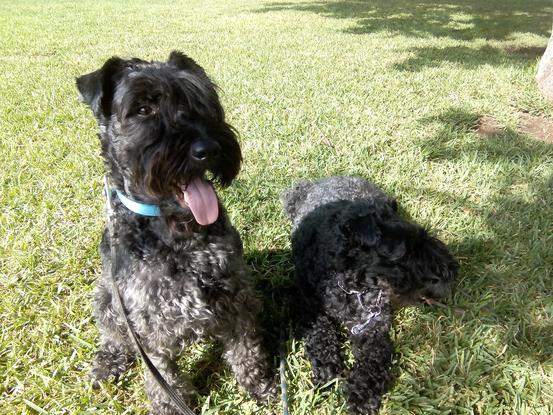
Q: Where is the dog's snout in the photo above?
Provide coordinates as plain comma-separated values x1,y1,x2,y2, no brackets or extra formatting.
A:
190,140,221,162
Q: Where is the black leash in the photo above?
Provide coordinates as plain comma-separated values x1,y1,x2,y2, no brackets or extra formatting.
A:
103,176,196,415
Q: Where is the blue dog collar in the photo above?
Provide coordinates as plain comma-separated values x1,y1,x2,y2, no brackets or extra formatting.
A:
115,189,161,217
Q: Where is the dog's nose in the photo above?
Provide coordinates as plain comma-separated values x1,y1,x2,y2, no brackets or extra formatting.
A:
190,140,221,163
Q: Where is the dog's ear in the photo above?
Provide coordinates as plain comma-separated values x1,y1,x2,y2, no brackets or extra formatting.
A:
343,212,382,247
76,57,126,118
167,50,221,115
376,220,412,261
388,197,399,212
168,51,207,75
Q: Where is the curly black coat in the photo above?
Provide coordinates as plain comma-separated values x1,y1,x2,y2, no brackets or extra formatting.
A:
283,176,458,414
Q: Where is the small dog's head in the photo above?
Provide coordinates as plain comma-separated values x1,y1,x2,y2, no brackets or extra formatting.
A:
344,204,458,305
77,51,241,226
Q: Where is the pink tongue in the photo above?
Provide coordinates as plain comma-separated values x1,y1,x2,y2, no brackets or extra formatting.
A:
182,178,219,225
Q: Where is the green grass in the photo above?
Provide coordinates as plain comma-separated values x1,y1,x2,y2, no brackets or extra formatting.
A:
1,0,552,413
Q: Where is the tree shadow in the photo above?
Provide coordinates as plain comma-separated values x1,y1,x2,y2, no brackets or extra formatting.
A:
237,117,552,409
237,116,552,413
394,44,546,72
411,107,553,363
255,0,552,41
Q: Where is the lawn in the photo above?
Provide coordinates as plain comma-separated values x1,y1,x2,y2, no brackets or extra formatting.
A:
1,0,552,414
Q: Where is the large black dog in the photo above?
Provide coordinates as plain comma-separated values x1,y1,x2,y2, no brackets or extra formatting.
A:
77,51,275,414
283,176,458,414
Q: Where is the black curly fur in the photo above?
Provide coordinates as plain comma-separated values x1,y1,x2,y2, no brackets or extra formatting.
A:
283,176,458,415
77,51,275,414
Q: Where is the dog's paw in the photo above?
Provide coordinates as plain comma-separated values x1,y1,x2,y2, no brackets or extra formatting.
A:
89,364,123,388
345,387,382,415
346,399,381,415
249,377,278,404
312,359,344,387
345,378,384,415
146,382,196,415
90,348,134,386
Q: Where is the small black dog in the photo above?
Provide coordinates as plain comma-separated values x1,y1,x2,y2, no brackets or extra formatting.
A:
283,176,458,415
77,51,275,414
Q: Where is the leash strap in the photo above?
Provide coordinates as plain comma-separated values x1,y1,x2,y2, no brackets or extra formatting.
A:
279,313,289,415
103,176,195,415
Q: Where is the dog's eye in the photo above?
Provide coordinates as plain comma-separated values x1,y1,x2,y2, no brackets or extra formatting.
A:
429,277,441,285
137,105,153,116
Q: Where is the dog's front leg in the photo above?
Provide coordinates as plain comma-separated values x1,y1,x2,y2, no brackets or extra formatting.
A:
344,310,393,415
91,277,137,384
144,352,196,415
219,316,277,403
302,312,345,385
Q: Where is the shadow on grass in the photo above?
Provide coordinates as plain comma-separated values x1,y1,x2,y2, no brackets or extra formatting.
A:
240,110,552,411
394,44,546,72
244,113,553,362
255,0,551,72
245,248,295,357
414,107,553,363
256,0,552,41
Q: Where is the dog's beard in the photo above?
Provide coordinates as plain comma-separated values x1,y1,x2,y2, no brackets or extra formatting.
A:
127,130,240,226
98,79,241,227
139,153,222,226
